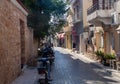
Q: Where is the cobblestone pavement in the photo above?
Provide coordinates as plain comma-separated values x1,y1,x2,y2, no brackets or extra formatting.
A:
12,47,120,84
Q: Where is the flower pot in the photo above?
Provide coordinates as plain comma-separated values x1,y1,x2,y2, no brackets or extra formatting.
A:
102,59,110,66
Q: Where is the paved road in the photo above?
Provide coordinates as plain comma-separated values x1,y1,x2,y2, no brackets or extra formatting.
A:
50,47,120,84
12,47,120,84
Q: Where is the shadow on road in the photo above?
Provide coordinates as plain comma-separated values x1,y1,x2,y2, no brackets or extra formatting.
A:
50,49,119,84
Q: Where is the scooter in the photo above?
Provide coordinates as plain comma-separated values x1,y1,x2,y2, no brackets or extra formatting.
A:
40,46,55,65
37,57,53,84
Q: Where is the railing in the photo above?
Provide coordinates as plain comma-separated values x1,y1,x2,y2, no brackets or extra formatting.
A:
87,3,99,15
114,0,120,2
87,1,113,15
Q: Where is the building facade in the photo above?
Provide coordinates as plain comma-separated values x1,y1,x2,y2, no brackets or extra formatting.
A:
0,0,33,84
79,0,93,53
64,0,92,53
63,1,73,49
70,0,92,53
72,0,82,52
111,0,120,55
87,0,120,55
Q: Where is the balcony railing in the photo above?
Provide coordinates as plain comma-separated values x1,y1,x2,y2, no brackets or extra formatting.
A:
114,0,120,2
87,1,113,15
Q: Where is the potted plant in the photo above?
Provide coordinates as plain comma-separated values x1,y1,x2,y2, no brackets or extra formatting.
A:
95,50,100,61
95,50,104,62
103,54,116,66
104,54,115,59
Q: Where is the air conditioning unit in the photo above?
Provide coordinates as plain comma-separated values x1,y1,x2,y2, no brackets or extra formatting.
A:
111,12,120,25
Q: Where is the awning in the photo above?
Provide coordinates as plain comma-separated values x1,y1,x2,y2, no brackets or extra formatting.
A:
56,33,65,39
60,33,65,39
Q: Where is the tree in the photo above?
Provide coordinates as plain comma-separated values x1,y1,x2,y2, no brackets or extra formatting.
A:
21,0,67,39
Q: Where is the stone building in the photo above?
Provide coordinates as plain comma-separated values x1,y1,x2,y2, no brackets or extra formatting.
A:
0,0,34,84
65,0,92,53
87,0,120,55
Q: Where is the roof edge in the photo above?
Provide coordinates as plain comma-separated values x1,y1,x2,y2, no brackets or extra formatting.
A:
11,0,29,16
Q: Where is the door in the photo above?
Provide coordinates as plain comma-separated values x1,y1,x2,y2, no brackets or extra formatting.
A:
20,20,25,69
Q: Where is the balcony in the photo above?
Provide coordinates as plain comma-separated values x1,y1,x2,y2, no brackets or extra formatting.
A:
73,11,82,24
110,0,120,25
73,17,81,24
87,1,113,25
114,0,120,13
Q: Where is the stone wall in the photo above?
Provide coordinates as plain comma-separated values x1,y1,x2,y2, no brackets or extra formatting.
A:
27,38,39,66
33,38,39,57
0,0,33,84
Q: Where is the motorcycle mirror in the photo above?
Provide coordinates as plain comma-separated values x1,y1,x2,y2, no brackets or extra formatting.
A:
38,48,40,51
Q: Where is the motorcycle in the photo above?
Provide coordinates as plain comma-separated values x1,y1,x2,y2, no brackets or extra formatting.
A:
37,57,53,84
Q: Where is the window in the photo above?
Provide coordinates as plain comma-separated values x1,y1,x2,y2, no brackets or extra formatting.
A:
74,8,76,21
76,5,80,20
101,0,113,9
111,33,115,49
100,35,104,48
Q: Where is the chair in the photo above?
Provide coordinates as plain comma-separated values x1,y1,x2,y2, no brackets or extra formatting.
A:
116,61,120,71
110,59,117,69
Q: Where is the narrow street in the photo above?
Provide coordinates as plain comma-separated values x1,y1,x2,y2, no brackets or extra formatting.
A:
1,0,120,84
50,47,120,84
12,47,120,84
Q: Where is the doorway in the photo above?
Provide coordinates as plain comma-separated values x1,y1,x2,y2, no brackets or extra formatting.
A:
20,20,25,69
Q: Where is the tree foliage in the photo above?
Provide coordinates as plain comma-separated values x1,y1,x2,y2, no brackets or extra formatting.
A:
21,0,67,39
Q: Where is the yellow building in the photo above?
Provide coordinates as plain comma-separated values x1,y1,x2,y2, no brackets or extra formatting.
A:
80,0,93,53
63,26,72,49
63,3,73,49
